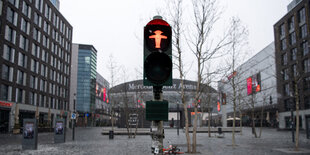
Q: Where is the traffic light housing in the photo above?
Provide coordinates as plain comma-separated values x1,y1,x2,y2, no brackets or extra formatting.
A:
143,17,172,86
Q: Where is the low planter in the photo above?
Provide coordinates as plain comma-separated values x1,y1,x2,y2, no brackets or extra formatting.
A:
13,128,20,134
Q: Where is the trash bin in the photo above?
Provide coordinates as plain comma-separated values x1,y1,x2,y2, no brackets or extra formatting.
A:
109,130,114,139
218,127,222,134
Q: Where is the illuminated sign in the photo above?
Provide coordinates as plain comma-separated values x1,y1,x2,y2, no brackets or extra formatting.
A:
95,83,109,103
247,77,252,95
149,30,167,48
247,73,261,95
217,102,221,112
144,19,172,52
0,101,13,107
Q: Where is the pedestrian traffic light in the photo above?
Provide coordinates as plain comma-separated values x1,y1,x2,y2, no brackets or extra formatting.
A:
143,16,172,86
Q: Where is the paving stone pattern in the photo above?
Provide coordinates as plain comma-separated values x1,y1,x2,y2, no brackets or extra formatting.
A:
0,127,309,155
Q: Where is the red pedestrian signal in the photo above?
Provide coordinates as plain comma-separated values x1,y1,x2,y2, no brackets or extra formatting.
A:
143,17,172,86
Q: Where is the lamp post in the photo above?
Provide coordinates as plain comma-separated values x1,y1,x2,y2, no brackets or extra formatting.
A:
72,93,76,141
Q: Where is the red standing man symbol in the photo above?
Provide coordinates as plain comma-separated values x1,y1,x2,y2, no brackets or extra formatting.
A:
149,30,167,49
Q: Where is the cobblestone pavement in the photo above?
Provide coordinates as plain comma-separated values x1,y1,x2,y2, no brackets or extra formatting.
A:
0,127,310,155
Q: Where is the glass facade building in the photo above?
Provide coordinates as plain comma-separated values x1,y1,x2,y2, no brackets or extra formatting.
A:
76,44,97,114
49,0,60,10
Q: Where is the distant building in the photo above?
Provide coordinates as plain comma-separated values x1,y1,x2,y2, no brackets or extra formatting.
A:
0,0,73,132
49,0,60,10
218,43,278,127
71,44,97,126
274,0,310,130
109,79,218,128
95,73,110,126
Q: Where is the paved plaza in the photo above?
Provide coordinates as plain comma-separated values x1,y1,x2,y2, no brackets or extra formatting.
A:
0,127,310,155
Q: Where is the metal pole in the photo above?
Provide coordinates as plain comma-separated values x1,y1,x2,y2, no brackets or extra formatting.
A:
177,104,179,135
72,94,76,141
151,86,164,155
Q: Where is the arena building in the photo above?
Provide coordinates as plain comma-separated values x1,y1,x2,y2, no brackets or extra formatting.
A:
109,79,218,128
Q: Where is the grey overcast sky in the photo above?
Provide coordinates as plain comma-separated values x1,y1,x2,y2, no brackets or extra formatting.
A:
60,0,291,85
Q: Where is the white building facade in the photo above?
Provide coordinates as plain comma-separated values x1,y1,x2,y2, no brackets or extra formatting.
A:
218,43,278,127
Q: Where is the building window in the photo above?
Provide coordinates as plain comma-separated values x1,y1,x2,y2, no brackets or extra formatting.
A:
302,41,309,56
304,77,310,91
6,7,18,26
33,28,40,42
29,92,34,105
22,1,31,19
5,26,16,44
288,16,295,32
284,83,290,96
21,18,30,35
44,4,51,20
2,64,13,82
41,50,48,62
280,24,285,38
305,97,310,109
282,53,288,65
300,24,307,38
281,39,286,50
1,84,12,101
8,0,19,8
18,52,27,68
31,59,39,74
19,35,29,51
3,44,15,63
304,59,310,73
17,70,26,85
40,95,45,107
35,0,43,12
16,88,25,103
289,32,296,45
284,99,291,112
32,43,40,58
292,64,297,77
281,39,287,50
30,75,35,89
34,12,42,27
43,35,49,48
291,48,297,61
283,68,289,81
298,7,306,24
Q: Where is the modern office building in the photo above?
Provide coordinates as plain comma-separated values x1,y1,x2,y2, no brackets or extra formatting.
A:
274,0,310,130
95,73,110,126
71,44,97,126
0,0,73,133
218,43,278,127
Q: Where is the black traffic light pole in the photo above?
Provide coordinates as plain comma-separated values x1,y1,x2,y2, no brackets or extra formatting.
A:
143,16,172,155
151,86,164,155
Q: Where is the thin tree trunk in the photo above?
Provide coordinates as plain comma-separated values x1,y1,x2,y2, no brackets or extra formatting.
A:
183,100,191,153
259,99,264,138
208,105,211,137
251,100,257,138
239,112,243,135
232,75,236,146
294,81,299,151
192,106,198,153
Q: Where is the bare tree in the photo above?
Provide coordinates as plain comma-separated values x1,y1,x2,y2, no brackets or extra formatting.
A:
107,54,119,131
224,17,248,146
166,0,193,153
188,0,233,152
